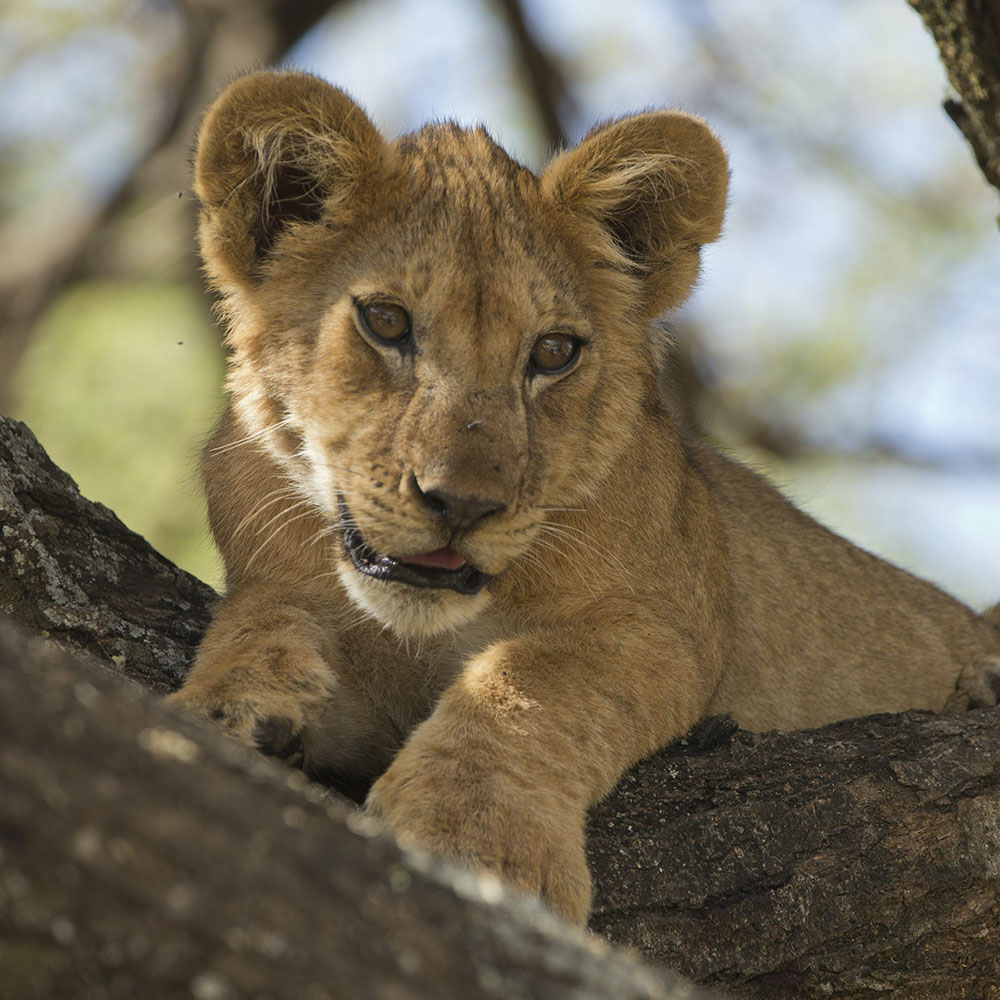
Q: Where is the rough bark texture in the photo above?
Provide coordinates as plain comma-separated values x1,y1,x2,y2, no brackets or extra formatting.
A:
2,412,1000,999
0,620,713,1000
909,0,1000,200
0,415,214,693
589,715,1000,998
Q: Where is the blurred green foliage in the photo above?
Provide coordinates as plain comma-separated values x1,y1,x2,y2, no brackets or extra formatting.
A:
11,281,226,588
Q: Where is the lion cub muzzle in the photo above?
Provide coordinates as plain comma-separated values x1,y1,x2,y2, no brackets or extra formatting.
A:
334,399,526,629
339,494,494,596
397,383,528,521
408,474,507,530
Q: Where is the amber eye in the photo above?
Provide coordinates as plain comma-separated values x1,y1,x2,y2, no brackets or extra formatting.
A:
358,301,412,344
529,332,582,375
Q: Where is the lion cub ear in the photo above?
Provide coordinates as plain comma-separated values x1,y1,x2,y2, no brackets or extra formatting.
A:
541,111,728,316
194,70,385,290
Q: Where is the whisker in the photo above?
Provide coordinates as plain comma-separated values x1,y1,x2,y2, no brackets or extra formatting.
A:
533,521,636,595
536,519,630,568
305,523,338,550
524,536,601,601
248,496,316,544
243,505,325,573
309,454,381,485
209,416,294,456
230,487,302,542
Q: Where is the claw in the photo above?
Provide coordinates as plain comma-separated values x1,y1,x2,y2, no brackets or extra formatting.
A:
253,715,303,760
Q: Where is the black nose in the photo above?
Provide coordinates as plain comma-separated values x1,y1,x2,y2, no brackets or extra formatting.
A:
412,477,506,528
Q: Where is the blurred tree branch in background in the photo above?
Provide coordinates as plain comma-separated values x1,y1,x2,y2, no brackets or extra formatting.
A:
494,0,571,151
662,1,1000,473
665,319,1000,474
0,0,336,410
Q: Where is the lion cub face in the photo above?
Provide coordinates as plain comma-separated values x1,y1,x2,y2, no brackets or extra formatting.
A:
194,72,728,637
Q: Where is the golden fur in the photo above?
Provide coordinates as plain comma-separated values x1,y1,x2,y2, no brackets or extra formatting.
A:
169,71,1000,923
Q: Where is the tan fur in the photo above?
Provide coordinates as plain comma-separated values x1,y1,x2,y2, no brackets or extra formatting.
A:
169,71,1000,924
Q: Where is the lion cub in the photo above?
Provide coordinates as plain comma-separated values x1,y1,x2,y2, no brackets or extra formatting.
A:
169,71,1000,924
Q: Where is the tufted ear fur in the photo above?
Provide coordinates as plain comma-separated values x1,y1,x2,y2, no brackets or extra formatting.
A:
193,70,385,290
541,111,729,317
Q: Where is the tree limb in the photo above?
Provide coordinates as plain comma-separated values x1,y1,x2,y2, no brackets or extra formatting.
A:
493,0,571,151
908,0,1000,200
0,619,716,1000
0,0,339,410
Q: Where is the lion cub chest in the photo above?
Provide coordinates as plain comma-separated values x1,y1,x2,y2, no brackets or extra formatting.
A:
348,606,512,730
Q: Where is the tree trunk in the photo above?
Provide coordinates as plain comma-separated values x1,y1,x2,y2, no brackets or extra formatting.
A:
2,412,999,999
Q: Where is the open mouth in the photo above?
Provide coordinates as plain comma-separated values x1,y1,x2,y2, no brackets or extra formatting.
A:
338,498,492,596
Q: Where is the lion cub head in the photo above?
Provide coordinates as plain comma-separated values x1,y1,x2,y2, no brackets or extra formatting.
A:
195,71,728,637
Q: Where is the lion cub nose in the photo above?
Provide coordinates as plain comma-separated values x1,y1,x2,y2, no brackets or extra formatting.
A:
412,477,506,529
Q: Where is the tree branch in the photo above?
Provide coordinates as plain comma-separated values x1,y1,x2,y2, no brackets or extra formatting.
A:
494,0,570,151
908,0,1000,200
0,0,339,409
0,618,717,1000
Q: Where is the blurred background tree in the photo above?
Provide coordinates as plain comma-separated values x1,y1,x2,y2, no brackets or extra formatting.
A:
2,0,997,602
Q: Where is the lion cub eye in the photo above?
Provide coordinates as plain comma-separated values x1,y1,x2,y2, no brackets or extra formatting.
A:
529,332,583,375
358,301,412,345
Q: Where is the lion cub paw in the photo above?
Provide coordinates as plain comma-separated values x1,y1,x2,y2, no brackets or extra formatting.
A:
366,738,591,925
166,644,335,766
944,656,1000,713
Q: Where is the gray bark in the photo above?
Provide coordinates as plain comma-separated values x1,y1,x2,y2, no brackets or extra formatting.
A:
0,618,715,1000
0,414,214,693
2,412,1000,999
589,713,1000,998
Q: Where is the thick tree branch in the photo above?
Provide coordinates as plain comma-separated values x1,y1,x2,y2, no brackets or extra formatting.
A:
0,620,716,1000
589,712,1000,997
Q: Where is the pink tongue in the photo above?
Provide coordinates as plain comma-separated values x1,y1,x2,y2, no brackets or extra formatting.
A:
401,547,467,571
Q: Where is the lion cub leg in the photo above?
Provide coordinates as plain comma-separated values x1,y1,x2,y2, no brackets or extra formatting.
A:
367,615,713,924
168,585,394,786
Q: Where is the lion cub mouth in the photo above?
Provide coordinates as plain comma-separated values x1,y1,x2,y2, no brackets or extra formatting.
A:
338,498,492,596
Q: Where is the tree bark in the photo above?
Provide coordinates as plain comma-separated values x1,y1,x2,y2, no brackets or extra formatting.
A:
0,619,717,1000
908,0,1000,201
2,412,1000,999
493,0,572,151
0,415,214,693
589,714,1000,998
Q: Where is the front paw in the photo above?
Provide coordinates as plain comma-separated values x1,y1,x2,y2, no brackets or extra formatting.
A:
165,646,335,766
366,737,591,924
944,655,1000,712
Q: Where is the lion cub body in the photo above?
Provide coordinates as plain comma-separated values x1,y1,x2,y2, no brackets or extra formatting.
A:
171,71,1000,923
